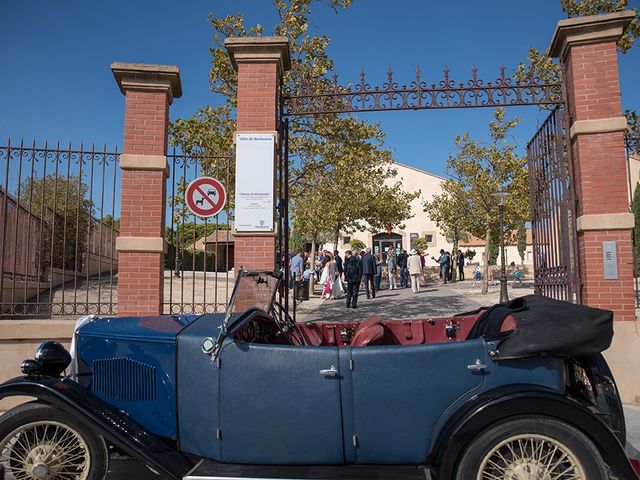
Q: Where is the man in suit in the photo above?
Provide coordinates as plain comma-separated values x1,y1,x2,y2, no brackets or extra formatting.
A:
360,247,376,299
343,250,362,309
333,250,343,278
397,248,409,288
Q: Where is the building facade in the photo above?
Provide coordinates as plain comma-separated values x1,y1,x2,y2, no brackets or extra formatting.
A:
332,163,453,260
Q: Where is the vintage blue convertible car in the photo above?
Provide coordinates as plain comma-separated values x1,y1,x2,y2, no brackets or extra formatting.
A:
0,270,638,480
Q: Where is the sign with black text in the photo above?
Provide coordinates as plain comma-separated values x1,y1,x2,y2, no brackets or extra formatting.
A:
235,133,276,232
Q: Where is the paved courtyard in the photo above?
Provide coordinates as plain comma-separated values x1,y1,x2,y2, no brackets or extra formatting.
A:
294,277,535,323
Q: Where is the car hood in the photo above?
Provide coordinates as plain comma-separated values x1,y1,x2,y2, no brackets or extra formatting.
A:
77,314,200,344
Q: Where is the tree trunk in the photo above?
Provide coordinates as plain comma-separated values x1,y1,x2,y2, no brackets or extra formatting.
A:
334,226,340,252
482,227,491,294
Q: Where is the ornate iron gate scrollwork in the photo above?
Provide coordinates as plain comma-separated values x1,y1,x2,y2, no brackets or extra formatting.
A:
527,107,580,303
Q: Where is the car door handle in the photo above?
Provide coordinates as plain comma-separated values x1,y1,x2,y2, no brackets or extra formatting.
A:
467,359,487,372
319,366,338,377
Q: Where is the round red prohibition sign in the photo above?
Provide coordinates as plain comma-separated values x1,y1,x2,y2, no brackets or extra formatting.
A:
185,177,227,218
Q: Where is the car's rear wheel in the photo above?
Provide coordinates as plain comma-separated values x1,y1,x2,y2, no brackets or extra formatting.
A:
455,417,607,480
0,401,109,480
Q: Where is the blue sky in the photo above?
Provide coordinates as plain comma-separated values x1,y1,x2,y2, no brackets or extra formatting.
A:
2,0,639,180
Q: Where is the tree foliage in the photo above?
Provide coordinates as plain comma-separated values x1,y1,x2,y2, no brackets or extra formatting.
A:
428,108,529,293
289,228,307,254
517,223,527,264
349,238,365,252
412,236,430,253
423,187,471,253
18,175,93,272
170,0,417,241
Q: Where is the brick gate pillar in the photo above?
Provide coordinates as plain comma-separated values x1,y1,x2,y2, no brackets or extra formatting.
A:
550,11,638,402
225,37,291,274
111,63,182,317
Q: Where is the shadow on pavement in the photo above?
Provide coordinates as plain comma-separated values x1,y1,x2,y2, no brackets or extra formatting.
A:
297,284,471,323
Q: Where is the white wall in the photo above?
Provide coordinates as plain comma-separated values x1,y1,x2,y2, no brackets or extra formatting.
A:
330,162,455,257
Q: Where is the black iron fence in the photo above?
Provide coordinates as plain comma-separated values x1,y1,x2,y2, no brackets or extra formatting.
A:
0,140,120,316
164,147,235,315
526,107,580,303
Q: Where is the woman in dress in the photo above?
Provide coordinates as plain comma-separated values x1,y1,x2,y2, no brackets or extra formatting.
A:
321,254,337,300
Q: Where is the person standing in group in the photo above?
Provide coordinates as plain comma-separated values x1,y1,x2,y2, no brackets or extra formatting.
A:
334,250,343,279
374,253,383,290
343,250,362,309
407,249,422,293
472,265,482,286
457,249,465,281
397,248,409,288
360,247,376,299
290,251,304,287
432,249,449,284
386,247,398,290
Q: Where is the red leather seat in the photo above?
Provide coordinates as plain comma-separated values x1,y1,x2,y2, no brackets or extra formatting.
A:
499,314,517,333
352,316,385,347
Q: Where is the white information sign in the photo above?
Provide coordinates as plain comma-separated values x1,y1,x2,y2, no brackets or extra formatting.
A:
235,133,276,232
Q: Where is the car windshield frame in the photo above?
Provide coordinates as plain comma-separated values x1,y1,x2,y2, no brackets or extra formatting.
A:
210,269,282,359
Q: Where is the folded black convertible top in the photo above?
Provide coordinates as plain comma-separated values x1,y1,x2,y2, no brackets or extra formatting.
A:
475,295,614,360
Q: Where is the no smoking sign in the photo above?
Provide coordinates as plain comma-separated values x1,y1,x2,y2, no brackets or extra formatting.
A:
185,177,227,218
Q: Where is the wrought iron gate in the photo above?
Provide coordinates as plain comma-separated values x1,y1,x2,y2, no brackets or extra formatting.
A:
0,140,120,317
276,118,291,314
526,107,580,303
164,147,235,315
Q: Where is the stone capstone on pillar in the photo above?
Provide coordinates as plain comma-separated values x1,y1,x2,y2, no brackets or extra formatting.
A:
224,36,291,73
111,63,182,104
549,10,636,59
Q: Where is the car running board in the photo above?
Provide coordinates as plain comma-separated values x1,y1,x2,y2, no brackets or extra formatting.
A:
184,460,432,480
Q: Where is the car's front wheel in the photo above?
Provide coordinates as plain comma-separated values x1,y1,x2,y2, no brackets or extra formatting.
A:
0,401,109,480
455,416,608,480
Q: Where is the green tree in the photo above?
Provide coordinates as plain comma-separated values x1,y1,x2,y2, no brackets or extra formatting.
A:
289,228,306,254
102,214,120,230
438,108,530,294
412,236,430,252
488,243,500,266
517,223,527,264
349,238,365,252
170,1,418,248
424,188,470,253
464,249,477,261
18,175,93,272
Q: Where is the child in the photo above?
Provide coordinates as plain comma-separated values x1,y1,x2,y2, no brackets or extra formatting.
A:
513,265,523,286
472,266,482,287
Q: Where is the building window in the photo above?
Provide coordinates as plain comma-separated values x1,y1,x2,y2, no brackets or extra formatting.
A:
343,236,351,245
425,234,434,243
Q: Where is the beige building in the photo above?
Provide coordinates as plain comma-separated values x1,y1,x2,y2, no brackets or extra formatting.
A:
330,161,535,266
459,231,534,267
332,162,454,259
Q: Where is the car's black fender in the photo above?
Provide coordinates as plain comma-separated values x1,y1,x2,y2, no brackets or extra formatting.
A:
430,385,639,480
0,375,192,480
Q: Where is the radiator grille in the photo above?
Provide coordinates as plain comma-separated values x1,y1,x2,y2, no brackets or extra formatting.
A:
92,357,156,402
